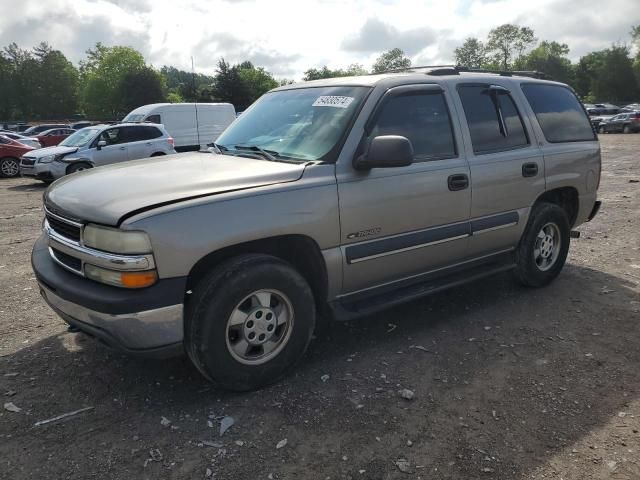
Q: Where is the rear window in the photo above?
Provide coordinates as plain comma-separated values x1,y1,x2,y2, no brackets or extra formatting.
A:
521,84,595,143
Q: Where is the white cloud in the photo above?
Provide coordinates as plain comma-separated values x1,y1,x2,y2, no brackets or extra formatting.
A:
0,0,636,80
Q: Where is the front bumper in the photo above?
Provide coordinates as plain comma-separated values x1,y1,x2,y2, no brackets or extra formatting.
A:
20,162,54,180
32,234,186,357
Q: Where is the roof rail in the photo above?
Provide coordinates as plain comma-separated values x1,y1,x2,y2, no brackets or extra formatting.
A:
373,65,551,80
455,66,552,80
373,64,459,75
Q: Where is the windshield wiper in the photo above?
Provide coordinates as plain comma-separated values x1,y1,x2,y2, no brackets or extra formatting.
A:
233,144,278,161
207,142,228,154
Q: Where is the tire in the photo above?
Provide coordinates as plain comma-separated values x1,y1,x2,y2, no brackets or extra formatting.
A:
66,162,92,174
185,254,316,391
0,157,20,178
150,152,165,157
513,202,570,288
598,126,605,134
623,125,631,134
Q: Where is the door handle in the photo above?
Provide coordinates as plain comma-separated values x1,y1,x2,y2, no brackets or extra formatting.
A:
119,146,126,150
448,174,469,191
146,142,152,145
522,162,538,177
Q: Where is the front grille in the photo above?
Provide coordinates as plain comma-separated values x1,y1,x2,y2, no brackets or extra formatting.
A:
51,248,82,272
21,157,35,166
46,213,81,242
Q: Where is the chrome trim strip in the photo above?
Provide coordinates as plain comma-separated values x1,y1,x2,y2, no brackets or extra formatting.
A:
339,248,515,298
45,221,155,272
44,205,84,228
348,233,470,264
472,222,518,235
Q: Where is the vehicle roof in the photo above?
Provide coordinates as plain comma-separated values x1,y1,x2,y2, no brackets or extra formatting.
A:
125,102,234,113
272,69,568,92
38,127,74,135
89,122,168,130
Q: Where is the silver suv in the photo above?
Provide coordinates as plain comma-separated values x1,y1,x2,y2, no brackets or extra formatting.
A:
20,123,176,183
31,68,601,390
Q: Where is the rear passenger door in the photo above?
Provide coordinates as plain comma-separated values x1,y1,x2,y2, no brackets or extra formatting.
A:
453,83,545,258
123,126,162,160
338,84,471,294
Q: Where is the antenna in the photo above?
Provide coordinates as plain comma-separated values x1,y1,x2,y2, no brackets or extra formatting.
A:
191,56,201,149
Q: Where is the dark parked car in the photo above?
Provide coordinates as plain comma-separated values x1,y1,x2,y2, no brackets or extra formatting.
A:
22,124,70,136
598,112,640,134
586,104,620,116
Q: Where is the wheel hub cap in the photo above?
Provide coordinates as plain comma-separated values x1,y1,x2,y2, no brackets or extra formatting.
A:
533,222,561,272
225,289,294,365
243,307,278,345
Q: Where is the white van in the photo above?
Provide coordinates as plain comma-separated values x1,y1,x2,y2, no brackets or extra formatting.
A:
123,103,236,152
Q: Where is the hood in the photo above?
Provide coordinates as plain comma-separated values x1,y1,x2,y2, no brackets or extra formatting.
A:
45,152,307,225
24,145,78,158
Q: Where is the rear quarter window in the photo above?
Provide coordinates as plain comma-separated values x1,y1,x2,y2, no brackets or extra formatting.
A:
521,84,596,143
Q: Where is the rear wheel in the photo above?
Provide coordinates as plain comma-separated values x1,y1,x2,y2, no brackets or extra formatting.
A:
598,126,605,134
0,157,20,178
185,254,316,391
513,202,570,287
66,162,92,175
623,125,631,134
150,152,165,157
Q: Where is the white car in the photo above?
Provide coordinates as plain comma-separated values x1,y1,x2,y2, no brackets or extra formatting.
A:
20,123,176,183
123,103,236,152
0,131,42,149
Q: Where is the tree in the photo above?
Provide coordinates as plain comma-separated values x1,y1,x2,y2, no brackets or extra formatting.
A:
81,44,146,118
516,41,573,83
303,63,367,81
372,48,411,73
211,58,279,110
33,43,79,118
486,24,536,70
632,25,640,84
590,46,639,103
160,65,215,102
454,38,487,68
119,66,166,113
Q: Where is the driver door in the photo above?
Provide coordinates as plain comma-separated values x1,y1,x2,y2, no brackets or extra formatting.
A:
337,84,471,294
91,127,129,166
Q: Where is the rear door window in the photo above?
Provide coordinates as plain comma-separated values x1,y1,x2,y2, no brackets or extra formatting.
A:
369,90,457,161
521,84,595,143
458,85,529,154
125,126,163,142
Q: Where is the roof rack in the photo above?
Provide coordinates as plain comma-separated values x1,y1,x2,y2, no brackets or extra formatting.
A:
374,65,551,80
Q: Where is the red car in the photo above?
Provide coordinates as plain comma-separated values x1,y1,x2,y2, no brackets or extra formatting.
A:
0,135,34,178
36,128,76,147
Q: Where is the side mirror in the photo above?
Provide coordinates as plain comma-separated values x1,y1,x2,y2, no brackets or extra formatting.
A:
97,140,107,150
354,135,414,170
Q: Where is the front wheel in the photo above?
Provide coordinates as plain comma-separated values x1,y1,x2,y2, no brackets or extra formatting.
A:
513,202,570,287
66,162,92,175
0,157,20,178
185,254,316,391
623,125,631,134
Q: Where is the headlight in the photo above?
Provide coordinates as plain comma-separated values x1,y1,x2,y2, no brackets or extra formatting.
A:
84,264,158,288
38,154,56,164
83,224,153,254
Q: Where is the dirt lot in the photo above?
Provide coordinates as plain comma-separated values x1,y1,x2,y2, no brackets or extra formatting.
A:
1,134,639,480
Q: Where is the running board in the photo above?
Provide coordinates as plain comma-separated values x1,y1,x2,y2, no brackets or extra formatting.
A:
330,255,515,322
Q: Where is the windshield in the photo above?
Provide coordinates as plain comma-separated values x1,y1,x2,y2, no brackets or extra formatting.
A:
59,127,101,147
215,86,370,162
123,113,145,123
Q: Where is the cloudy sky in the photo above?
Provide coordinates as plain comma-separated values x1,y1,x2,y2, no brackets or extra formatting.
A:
0,0,637,79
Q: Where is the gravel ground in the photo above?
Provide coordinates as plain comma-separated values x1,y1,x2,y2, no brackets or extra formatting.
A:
1,134,639,480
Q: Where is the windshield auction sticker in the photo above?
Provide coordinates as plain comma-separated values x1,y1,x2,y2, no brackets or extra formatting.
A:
312,96,355,108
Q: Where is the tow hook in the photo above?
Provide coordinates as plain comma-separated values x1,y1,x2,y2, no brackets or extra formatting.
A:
570,230,581,239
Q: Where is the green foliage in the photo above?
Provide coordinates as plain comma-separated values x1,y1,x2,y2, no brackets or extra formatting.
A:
454,38,487,68
167,91,185,103
303,63,367,81
120,66,166,113
516,41,573,84
81,45,149,118
487,24,537,69
372,48,411,73
160,65,215,102
210,59,279,110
